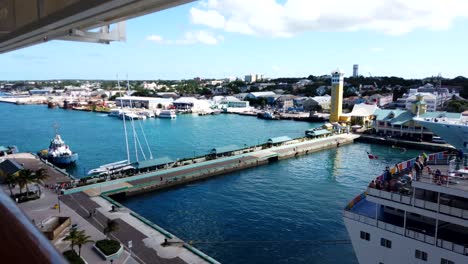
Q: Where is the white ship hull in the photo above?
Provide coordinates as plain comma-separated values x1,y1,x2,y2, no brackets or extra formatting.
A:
344,216,467,264
415,119,468,151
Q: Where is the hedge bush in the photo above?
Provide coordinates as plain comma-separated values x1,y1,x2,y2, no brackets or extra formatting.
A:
95,239,121,256
63,250,85,264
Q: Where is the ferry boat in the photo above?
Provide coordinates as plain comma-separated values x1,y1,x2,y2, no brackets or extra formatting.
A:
344,148,468,263
159,110,176,119
39,134,78,166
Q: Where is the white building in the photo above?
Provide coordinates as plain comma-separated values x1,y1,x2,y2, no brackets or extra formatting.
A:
116,96,173,109
244,74,264,83
173,97,212,112
405,93,437,112
245,74,257,83
245,91,276,99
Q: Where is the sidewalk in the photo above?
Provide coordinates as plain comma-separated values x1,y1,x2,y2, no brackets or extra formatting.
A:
13,185,138,264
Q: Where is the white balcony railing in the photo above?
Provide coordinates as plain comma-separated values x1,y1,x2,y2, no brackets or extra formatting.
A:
344,209,468,256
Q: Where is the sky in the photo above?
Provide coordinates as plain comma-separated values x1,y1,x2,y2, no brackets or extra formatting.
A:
1,0,468,80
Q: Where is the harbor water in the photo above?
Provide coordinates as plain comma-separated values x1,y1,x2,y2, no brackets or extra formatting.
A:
0,103,422,263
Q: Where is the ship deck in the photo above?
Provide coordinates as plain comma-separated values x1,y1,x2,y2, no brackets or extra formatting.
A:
349,197,468,247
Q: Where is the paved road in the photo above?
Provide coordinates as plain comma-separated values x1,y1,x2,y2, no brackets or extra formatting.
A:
61,193,186,264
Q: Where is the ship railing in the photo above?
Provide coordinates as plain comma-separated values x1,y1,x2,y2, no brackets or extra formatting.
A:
345,209,468,256
405,229,435,244
436,239,468,255
367,188,412,205
343,210,377,226
368,187,468,221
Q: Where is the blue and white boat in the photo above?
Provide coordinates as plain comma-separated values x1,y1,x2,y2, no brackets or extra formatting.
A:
41,134,78,166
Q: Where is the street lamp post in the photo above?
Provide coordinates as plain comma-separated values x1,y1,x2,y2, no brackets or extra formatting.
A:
57,193,61,214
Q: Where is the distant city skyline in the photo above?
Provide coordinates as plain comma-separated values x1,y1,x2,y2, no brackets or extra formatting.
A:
1,0,468,80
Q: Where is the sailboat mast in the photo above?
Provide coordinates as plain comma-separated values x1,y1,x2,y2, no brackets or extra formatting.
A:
127,75,139,162
118,75,131,163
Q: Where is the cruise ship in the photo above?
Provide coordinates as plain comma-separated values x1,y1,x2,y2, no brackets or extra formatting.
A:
344,146,468,264
415,117,468,152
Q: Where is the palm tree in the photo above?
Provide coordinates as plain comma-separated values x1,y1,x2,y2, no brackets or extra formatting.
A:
33,168,49,184
74,230,93,257
64,228,79,253
2,171,16,197
33,168,49,195
103,219,119,239
17,169,34,196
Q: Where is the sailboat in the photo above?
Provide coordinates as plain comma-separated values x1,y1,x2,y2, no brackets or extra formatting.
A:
87,75,154,177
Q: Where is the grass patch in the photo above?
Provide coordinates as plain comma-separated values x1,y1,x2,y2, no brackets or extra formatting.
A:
95,239,121,256
63,250,85,264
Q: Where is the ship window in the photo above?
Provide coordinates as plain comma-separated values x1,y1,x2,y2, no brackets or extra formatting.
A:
440,259,454,264
380,238,392,248
415,250,428,261
360,231,370,241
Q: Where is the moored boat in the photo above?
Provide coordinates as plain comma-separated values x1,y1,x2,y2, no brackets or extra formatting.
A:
159,109,177,119
39,134,78,166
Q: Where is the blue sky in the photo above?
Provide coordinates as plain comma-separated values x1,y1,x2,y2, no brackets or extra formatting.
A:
1,0,468,80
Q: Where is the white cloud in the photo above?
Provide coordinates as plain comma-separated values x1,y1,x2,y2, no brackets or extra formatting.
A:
371,47,384,53
146,31,223,45
146,35,165,43
272,65,281,72
190,0,468,37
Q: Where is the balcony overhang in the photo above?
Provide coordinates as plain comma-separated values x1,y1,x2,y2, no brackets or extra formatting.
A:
0,0,194,53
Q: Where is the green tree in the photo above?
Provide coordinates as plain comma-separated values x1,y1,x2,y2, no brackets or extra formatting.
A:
74,230,94,257
64,228,80,253
33,168,49,195
17,169,34,196
2,172,16,197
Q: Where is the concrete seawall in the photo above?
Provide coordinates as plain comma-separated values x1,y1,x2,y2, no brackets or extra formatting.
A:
91,133,359,200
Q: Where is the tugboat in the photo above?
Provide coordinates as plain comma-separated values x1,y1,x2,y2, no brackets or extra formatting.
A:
39,131,78,166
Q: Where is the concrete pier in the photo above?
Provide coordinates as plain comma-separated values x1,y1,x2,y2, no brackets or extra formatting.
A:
64,134,359,198
4,133,358,264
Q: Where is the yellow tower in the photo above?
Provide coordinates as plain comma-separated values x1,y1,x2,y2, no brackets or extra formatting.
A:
330,68,344,122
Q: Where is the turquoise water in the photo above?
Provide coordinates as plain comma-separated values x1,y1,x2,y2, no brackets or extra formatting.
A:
0,102,422,263
123,144,420,264
0,103,319,177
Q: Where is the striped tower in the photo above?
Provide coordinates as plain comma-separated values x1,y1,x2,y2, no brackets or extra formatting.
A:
330,68,344,122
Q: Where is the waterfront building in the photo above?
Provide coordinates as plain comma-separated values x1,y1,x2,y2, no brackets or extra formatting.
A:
245,91,276,100
156,92,179,99
341,103,379,126
330,68,344,122
275,95,296,110
227,101,250,108
29,88,52,95
233,93,248,101
116,96,173,109
373,95,461,140
303,95,331,112
353,64,359,77
0,159,23,183
173,97,212,112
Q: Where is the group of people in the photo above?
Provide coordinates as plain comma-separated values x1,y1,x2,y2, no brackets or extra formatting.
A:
413,153,428,181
